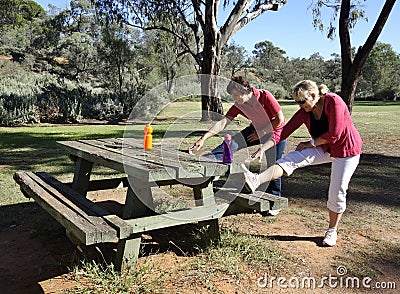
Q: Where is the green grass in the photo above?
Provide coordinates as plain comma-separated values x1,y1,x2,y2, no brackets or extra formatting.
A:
180,227,285,290
65,258,164,293
1,100,399,291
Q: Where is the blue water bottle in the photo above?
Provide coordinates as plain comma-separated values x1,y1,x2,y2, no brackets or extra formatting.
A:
222,134,233,163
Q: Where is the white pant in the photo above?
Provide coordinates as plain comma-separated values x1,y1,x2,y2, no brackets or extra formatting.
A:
276,147,360,213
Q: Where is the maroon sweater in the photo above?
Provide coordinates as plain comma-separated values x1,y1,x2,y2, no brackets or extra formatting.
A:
280,93,362,158
226,88,285,143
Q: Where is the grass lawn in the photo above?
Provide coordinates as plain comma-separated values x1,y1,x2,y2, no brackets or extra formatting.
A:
0,101,399,293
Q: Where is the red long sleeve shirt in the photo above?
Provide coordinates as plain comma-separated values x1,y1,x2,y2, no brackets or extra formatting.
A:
280,93,362,158
225,88,285,143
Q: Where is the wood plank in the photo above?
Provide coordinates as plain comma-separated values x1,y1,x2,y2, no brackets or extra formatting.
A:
126,203,229,233
216,187,288,212
14,172,99,245
85,177,129,191
57,140,125,172
84,139,180,180
36,172,132,239
57,140,173,181
110,138,228,178
98,138,200,178
31,172,118,242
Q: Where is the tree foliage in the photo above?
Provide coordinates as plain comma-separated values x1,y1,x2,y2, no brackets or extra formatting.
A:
0,0,398,126
361,42,400,98
0,0,44,29
94,0,289,120
310,0,397,111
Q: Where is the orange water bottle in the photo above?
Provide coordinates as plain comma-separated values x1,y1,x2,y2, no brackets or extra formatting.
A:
144,123,153,150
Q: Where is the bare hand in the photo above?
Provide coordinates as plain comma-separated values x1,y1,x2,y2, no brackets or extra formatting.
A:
246,147,264,163
188,138,204,153
296,141,314,151
247,131,259,143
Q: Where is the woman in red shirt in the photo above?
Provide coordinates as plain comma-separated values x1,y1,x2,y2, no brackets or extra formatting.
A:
243,80,362,246
189,76,286,199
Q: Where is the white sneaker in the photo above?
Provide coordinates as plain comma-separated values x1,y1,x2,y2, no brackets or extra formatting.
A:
240,164,260,193
267,209,281,216
323,228,337,246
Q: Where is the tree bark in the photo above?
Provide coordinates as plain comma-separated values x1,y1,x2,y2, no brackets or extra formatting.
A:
200,0,224,121
339,0,397,112
199,0,288,121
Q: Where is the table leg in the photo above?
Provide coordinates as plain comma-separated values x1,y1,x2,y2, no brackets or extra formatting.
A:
115,177,155,270
192,178,220,246
192,177,216,206
72,158,93,196
198,219,220,247
123,177,155,219
114,235,141,271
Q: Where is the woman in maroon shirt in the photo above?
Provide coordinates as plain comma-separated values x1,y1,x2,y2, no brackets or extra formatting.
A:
189,76,286,200
243,80,362,247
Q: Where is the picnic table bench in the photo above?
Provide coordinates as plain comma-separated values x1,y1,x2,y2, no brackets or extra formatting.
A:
13,138,287,271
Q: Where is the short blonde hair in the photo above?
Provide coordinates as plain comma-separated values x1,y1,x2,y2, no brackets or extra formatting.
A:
292,80,329,102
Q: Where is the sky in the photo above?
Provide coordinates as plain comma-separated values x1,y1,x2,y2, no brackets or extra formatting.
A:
34,0,399,59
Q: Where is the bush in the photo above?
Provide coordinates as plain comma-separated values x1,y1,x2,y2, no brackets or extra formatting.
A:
37,80,83,123
0,69,41,126
0,58,145,125
82,92,124,121
356,89,398,101
251,81,289,99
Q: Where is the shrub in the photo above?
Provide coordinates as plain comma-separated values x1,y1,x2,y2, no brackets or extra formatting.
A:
251,81,289,99
0,59,143,125
0,70,41,125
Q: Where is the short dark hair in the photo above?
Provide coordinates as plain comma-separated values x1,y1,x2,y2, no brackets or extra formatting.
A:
227,76,252,94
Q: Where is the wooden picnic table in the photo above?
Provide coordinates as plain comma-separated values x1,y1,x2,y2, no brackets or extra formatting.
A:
14,137,287,271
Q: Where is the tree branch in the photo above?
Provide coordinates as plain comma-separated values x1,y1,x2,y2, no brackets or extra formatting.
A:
220,0,253,47
353,0,397,70
191,0,206,30
339,0,352,75
227,0,288,45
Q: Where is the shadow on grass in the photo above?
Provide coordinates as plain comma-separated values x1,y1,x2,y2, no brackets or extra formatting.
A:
0,128,125,174
0,202,78,293
264,235,324,246
282,153,400,208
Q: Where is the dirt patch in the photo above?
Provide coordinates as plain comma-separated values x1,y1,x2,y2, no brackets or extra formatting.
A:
1,137,399,293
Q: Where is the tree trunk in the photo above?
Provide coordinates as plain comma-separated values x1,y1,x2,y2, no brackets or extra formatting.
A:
200,52,224,121
339,0,397,113
200,0,224,121
340,70,360,112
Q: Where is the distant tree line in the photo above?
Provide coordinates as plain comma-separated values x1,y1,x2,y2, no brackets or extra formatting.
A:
0,0,399,126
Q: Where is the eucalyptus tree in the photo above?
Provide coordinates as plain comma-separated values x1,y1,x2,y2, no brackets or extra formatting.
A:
322,53,342,92
251,40,302,93
141,27,196,94
0,0,45,58
0,0,44,29
361,42,400,98
94,0,288,121
221,41,249,77
97,24,136,101
56,0,101,82
311,0,397,112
